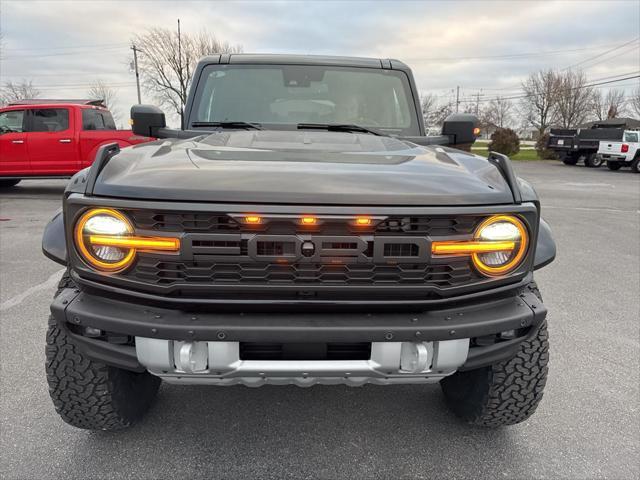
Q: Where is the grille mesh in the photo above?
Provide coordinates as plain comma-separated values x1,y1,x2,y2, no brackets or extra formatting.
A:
130,257,475,287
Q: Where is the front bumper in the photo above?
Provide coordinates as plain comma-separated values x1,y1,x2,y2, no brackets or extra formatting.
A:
51,284,546,385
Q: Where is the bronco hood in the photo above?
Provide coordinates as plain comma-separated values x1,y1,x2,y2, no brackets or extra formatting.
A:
93,131,513,205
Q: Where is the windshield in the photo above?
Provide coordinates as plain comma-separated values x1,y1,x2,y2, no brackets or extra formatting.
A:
190,65,419,135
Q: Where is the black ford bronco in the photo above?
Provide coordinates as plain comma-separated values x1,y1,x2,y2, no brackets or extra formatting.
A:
43,54,556,430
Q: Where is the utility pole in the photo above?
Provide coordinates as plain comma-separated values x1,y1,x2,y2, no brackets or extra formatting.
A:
475,89,483,116
455,86,460,113
177,18,183,128
131,44,142,104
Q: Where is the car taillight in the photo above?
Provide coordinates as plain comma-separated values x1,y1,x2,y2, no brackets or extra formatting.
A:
621,144,629,153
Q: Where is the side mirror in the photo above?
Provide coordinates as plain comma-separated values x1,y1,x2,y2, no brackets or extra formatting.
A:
442,113,480,147
130,105,166,137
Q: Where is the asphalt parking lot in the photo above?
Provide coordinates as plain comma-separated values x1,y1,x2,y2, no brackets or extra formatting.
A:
1,161,638,480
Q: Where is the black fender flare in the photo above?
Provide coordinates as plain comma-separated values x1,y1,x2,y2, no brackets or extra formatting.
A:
534,218,556,270
42,209,67,266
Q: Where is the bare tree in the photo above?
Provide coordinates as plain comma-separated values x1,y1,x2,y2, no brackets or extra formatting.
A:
132,27,242,120
631,86,640,118
0,80,40,106
519,69,561,136
421,93,438,126
86,80,120,122
554,70,593,128
591,88,627,120
482,96,513,129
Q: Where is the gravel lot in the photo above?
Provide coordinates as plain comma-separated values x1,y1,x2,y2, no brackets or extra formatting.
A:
1,161,638,480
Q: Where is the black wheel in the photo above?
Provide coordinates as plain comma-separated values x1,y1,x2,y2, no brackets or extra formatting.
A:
584,153,603,168
46,272,160,430
562,156,578,165
631,157,640,173
0,179,20,188
441,284,549,427
607,161,622,171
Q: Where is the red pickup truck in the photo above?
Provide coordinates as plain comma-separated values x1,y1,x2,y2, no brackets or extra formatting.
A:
0,100,153,188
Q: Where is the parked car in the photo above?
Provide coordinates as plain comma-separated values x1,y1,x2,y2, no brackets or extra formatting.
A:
43,54,556,431
598,130,640,172
0,100,153,188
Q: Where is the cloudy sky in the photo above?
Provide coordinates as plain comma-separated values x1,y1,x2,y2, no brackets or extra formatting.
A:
1,0,639,125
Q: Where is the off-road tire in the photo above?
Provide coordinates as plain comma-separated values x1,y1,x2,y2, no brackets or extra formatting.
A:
0,179,20,188
606,161,622,171
584,153,603,168
440,283,549,427
46,271,161,430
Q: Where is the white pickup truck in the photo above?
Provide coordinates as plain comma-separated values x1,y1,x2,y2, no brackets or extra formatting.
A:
597,130,640,172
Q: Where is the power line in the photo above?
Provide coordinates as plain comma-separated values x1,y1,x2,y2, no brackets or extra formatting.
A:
2,46,128,59
404,41,638,63
563,37,639,71
458,75,640,105
4,42,129,52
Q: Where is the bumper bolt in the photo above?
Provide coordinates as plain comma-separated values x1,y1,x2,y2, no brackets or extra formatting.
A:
384,332,394,340
520,320,527,326
449,330,456,336
62,299,68,305
187,330,195,337
445,316,452,321
151,328,158,334
72,316,80,324
415,331,422,337
217,331,227,340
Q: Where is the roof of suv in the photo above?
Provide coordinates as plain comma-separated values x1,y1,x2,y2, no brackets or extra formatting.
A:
197,53,410,70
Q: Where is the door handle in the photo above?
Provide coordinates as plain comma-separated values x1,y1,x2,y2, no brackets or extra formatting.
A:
11,140,24,144
59,139,72,143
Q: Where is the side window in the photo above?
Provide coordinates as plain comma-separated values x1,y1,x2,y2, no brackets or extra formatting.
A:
0,110,25,134
99,111,117,130
82,110,117,130
82,109,103,130
624,132,638,143
29,108,69,132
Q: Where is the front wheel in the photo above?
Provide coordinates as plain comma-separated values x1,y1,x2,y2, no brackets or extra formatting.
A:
0,179,20,188
441,292,549,427
45,273,161,430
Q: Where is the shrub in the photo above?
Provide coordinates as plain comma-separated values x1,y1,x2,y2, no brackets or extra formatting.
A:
488,128,520,156
535,133,559,160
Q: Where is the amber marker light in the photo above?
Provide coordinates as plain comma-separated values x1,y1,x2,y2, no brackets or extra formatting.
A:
88,236,180,251
244,215,262,224
432,215,528,277
301,216,317,225
355,217,372,226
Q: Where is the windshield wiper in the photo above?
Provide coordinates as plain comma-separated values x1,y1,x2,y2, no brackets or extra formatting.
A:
297,123,385,136
191,121,263,130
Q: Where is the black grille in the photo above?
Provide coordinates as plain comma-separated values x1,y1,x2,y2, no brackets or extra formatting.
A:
129,210,479,236
130,257,475,287
376,216,478,235
239,342,371,360
130,211,240,232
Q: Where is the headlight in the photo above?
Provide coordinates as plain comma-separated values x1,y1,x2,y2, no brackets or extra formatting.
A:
472,215,528,276
74,208,180,273
431,214,529,277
